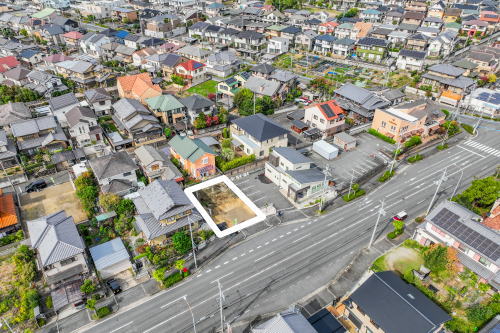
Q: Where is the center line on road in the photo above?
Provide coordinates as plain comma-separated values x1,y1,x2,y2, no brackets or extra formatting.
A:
257,245,262,249
300,225,305,228
279,235,284,238
110,321,134,333
205,269,212,273
286,232,291,235
223,261,229,265
210,271,234,284
272,238,277,242
292,233,311,244
232,257,238,261
294,228,298,231
240,253,245,257
254,251,276,262
249,249,254,253
161,295,187,309
265,242,269,245
215,265,220,269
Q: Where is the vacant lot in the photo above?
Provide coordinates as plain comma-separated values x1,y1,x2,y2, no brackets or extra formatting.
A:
186,80,217,96
20,182,87,223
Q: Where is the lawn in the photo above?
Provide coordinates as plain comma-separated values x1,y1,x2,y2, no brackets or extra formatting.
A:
187,80,217,96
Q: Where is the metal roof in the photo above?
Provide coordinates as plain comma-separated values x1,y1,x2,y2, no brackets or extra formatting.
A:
89,238,130,271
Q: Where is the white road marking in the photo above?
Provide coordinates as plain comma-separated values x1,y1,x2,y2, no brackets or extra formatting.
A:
272,238,277,242
254,251,276,262
206,269,212,273
110,321,134,333
232,257,238,261
265,242,269,245
240,253,245,257
457,145,486,158
249,249,254,253
292,233,311,244
223,261,229,265
210,272,234,284
215,265,220,269
160,295,187,309
257,245,262,249
286,231,291,235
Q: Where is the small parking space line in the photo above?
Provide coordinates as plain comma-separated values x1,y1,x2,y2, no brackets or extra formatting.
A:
257,245,262,249
249,249,254,253
206,269,212,273
223,261,229,265
253,197,266,203
215,265,221,269
245,191,261,196
232,257,238,261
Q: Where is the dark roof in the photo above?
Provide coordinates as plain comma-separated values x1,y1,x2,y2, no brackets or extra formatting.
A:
89,151,138,181
399,49,426,59
84,88,111,103
349,271,451,333
281,26,302,34
251,63,275,75
232,113,289,142
357,37,388,47
49,92,79,111
308,308,347,333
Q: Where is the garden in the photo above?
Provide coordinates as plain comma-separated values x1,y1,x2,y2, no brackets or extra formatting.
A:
186,80,218,97
371,240,499,333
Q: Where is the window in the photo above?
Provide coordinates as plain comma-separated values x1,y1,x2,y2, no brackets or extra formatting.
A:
123,172,132,176
320,119,325,124
390,125,396,132
381,121,387,128
202,157,208,165
479,256,490,266
260,150,264,156
313,115,318,120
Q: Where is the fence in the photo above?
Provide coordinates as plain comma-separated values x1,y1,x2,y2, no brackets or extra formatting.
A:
347,123,371,135
223,159,267,177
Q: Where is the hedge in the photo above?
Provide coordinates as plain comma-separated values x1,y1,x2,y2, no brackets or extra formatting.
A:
408,154,423,163
404,135,422,149
437,143,448,151
342,189,366,202
461,123,474,135
387,228,403,239
216,154,255,172
95,306,111,319
378,170,395,182
367,128,396,144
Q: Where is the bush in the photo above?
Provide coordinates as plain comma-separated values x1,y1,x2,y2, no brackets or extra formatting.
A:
80,279,96,294
437,143,448,151
407,154,423,163
387,231,397,239
415,216,425,223
172,231,192,254
442,109,450,118
461,123,474,134
371,255,387,272
45,296,53,309
368,128,396,144
378,170,395,182
0,230,24,246
404,135,422,149
163,272,184,288
222,127,230,139
216,154,255,172
342,189,366,202
95,306,111,319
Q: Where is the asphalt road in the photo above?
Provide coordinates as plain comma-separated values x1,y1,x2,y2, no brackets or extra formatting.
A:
42,121,499,333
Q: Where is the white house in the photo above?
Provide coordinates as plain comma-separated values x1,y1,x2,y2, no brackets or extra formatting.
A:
267,37,290,55
304,100,346,138
396,49,427,71
463,88,499,118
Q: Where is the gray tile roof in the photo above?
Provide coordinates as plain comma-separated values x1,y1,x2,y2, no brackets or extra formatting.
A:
89,237,130,271
0,102,31,127
286,167,325,184
232,113,289,142
348,271,451,333
399,49,426,59
49,92,79,111
180,94,214,111
428,63,465,77
135,145,165,167
84,88,111,103
66,106,96,128
11,116,57,138
252,308,317,333
244,76,281,97
274,147,311,164
335,83,390,111
27,210,85,267
89,151,138,181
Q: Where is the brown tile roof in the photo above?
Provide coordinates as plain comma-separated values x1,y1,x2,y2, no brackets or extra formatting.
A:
483,200,500,231
117,73,162,100
0,190,18,229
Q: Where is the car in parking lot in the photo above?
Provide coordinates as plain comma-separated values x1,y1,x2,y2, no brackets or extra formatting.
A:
106,279,122,294
25,179,47,193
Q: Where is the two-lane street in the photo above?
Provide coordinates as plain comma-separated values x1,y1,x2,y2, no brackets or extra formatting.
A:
43,121,500,333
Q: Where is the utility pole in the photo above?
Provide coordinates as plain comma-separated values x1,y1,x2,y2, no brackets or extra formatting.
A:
253,92,256,115
451,168,464,199
216,279,226,333
347,169,355,198
472,117,481,134
183,296,197,333
426,168,448,215
319,165,330,212
188,215,197,269
368,200,385,249
389,141,401,174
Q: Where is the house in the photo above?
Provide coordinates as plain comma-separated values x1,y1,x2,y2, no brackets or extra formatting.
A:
334,83,390,120
443,8,462,23
112,7,138,22
234,30,267,60
11,116,68,155
0,189,20,237
89,151,138,195
48,92,80,127
37,24,65,45
304,100,346,138
180,94,216,125
422,16,443,29
396,49,426,71
428,1,445,18
382,89,406,105
19,49,43,66
371,100,445,142
360,9,382,23
463,88,499,118
160,53,183,78
205,51,240,78
421,64,476,96
341,271,451,333
80,33,113,58
2,66,30,86
295,30,317,51
251,63,276,79
134,145,183,182
313,34,337,55
89,238,132,279
428,30,458,58
66,106,104,151
62,31,83,47
267,37,290,54
168,135,216,179
333,132,356,151
467,51,497,74
117,73,162,104
0,129,21,177
385,11,403,25
133,179,202,243
176,45,210,62
318,21,338,35
133,48,158,67
26,210,88,286
251,308,318,333
54,60,102,88
175,60,206,85
0,102,30,131
231,113,289,159
112,98,163,146
0,56,19,73
355,37,388,63
146,94,186,125
25,70,65,97
402,11,425,25
265,147,330,204
84,88,113,115
406,33,429,52
331,38,355,58
415,200,500,288
462,19,489,36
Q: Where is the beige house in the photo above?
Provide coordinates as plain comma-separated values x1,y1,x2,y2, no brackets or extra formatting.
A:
304,100,346,138
230,113,289,159
371,100,445,142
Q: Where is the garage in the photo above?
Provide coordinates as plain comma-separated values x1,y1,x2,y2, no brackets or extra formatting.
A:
89,238,132,279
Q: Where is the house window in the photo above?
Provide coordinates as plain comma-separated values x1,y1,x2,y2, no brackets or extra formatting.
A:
479,257,490,266
381,121,387,128
390,125,396,132
202,157,208,165
320,119,325,124
313,115,318,120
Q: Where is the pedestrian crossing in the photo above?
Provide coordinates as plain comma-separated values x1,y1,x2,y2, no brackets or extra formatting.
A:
463,140,500,158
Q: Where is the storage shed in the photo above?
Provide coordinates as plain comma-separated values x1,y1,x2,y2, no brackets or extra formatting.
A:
313,140,339,160
333,132,357,151
89,238,132,279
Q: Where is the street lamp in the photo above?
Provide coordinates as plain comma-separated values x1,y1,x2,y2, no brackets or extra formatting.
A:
187,214,198,270
182,295,197,333
368,200,385,249
426,168,448,215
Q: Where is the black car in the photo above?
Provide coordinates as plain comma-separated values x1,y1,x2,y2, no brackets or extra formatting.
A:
106,279,122,294
25,179,47,193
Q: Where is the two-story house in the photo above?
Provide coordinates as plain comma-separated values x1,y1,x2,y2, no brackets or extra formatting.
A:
133,179,202,243
84,88,113,116
66,106,104,150
265,147,331,204
334,83,390,120
304,100,346,138
27,210,88,286
117,73,162,104
415,200,500,288
180,94,216,126
48,92,80,127
54,60,101,88
355,37,388,63
205,51,240,78
295,30,318,51
89,151,138,195
341,271,451,333
11,116,69,155
134,145,183,183
168,134,216,179
146,94,186,126
26,69,65,97
396,49,426,71
313,34,337,55
175,60,206,85
231,113,289,159
421,63,476,97
112,98,163,146
234,30,267,60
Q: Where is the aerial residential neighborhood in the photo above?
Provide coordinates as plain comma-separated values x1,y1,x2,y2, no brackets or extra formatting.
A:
0,0,498,332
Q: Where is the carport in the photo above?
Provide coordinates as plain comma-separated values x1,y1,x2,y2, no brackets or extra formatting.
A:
89,238,132,280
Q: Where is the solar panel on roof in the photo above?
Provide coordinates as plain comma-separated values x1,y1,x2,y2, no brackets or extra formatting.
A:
433,208,500,261
320,103,335,118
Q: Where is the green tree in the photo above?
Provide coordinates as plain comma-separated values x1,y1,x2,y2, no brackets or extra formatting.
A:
221,147,235,161
172,231,192,254
423,245,449,272
194,113,207,129
453,177,500,214
19,29,28,37
80,279,96,294
115,199,135,217
174,259,185,273
234,88,254,115
393,219,404,231
164,128,172,138
99,193,121,212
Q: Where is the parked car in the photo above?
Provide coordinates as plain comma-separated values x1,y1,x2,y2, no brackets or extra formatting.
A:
106,279,122,294
393,211,408,221
295,97,312,105
73,300,86,309
25,179,48,193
